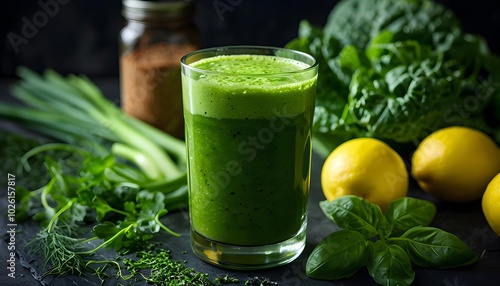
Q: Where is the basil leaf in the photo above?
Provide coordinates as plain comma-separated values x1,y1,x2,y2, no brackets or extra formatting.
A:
320,195,390,239
392,226,478,268
306,229,368,280
385,197,436,237
367,240,415,286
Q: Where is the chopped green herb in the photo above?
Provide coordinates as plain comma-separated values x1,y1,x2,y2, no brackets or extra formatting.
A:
244,276,278,286
215,274,240,284
123,249,215,285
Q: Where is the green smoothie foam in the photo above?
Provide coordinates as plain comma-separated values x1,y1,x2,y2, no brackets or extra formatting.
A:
183,54,316,119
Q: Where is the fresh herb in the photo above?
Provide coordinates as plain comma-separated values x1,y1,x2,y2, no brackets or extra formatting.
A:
367,240,415,286
306,230,367,280
25,201,88,278
244,276,278,286
19,144,183,277
123,249,241,285
307,196,478,285
0,69,189,278
215,274,240,284
123,249,215,285
390,226,479,269
286,0,500,157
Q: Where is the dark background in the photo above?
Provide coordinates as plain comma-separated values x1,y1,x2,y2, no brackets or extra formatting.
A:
1,0,500,79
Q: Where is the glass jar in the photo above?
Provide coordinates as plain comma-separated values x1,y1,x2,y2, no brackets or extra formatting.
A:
119,0,200,138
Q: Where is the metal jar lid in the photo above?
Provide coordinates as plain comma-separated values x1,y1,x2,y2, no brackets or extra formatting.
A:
122,0,194,22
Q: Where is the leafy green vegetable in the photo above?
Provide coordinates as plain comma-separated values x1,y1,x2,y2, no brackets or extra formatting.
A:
323,0,461,50
286,0,500,157
306,230,368,280
391,226,479,268
308,196,478,284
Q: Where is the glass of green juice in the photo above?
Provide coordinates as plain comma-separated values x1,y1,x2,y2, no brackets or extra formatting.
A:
180,46,318,269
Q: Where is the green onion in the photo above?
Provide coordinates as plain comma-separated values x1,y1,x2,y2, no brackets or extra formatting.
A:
0,67,186,181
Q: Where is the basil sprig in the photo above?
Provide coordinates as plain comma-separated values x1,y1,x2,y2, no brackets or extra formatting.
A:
307,196,478,285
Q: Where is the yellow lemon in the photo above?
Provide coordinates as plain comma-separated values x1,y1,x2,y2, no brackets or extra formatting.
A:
483,173,500,236
412,126,500,202
321,138,408,211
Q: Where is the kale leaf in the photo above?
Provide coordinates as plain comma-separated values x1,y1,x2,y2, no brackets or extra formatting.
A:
286,0,500,157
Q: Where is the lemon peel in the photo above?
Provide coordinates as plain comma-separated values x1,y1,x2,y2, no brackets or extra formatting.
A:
321,138,408,211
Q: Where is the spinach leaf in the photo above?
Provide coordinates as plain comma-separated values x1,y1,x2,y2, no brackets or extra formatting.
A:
320,195,390,239
306,229,368,280
385,197,436,237
391,226,478,268
367,240,415,286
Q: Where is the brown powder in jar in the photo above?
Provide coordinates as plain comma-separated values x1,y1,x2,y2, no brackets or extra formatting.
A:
120,43,197,138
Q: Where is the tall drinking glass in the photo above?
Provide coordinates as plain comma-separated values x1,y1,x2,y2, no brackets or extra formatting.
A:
181,46,318,269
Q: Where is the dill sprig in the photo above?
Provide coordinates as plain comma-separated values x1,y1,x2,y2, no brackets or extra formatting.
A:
25,199,89,277
27,231,88,278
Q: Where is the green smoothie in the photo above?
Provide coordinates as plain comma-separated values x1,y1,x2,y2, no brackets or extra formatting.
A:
182,54,317,246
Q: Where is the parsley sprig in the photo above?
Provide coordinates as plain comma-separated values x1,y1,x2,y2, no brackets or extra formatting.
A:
18,142,185,278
